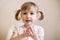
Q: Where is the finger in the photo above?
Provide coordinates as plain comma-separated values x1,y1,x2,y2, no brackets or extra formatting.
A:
24,31,30,37
26,27,33,32
25,27,34,36
26,28,33,36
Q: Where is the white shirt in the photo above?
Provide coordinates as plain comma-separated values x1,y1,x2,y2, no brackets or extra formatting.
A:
6,25,44,40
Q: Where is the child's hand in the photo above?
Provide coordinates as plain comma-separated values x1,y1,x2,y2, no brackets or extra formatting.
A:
23,27,32,37
25,27,38,40
26,27,34,36
10,27,38,40
25,27,36,39
10,27,33,40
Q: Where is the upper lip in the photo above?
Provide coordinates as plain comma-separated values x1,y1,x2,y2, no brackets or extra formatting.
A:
26,19,32,21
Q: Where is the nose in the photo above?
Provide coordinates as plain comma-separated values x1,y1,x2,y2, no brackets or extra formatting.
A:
27,13,31,18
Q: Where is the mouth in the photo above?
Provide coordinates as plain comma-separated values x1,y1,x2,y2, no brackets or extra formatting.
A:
26,20,32,22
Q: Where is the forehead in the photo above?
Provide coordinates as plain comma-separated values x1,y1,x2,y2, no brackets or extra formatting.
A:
21,5,37,12
21,3,38,12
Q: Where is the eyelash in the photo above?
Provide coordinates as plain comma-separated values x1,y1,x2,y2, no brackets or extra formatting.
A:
23,13,27,14
23,13,34,15
30,13,34,15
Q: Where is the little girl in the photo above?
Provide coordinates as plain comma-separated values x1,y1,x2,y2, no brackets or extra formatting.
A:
6,2,44,40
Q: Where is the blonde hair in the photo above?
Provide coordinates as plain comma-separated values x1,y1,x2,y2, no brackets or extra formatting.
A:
15,2,44,21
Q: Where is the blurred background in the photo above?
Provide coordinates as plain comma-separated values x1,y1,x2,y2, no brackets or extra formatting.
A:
0,0,60,40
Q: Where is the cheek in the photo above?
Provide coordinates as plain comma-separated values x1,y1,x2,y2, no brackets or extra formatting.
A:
21,16,26,23
21,15,26,20
33,14,37,18
32,15,37,20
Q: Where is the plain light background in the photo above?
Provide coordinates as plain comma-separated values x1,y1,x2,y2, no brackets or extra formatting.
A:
0,0,60,40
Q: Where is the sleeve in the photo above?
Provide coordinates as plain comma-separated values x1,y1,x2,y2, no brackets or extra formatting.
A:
38,26,44,37
6,26,16,40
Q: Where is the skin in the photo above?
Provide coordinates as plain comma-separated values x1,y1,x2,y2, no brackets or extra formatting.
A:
21,5,38,27
10,6,44,40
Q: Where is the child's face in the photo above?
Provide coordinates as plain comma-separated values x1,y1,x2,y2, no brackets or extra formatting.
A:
21,6,38,25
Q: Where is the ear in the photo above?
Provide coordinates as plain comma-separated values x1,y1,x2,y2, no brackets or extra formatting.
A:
15,9,21,21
